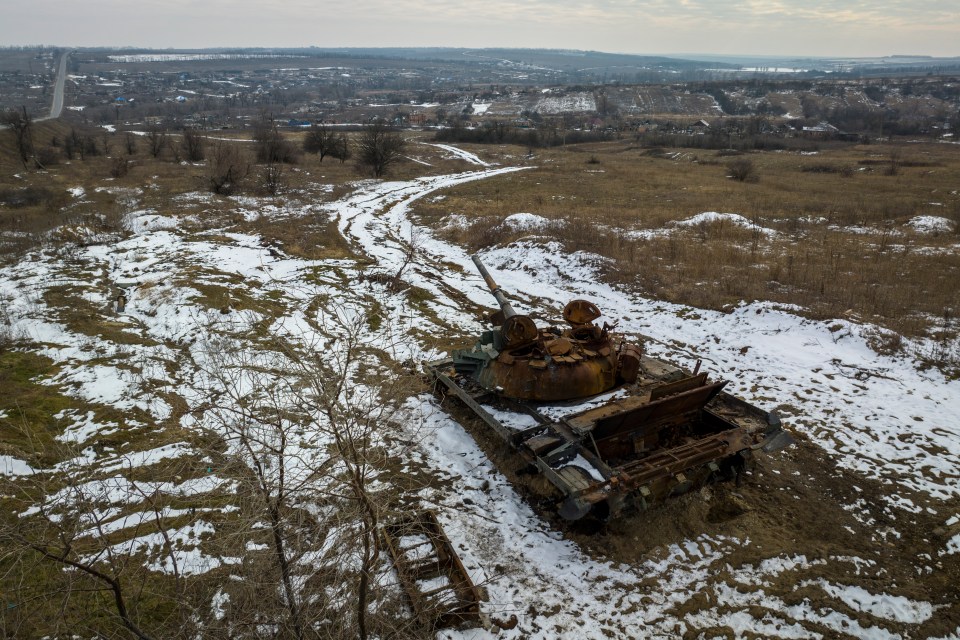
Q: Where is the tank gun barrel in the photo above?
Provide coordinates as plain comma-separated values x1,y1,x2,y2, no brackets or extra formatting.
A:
471,254,517,319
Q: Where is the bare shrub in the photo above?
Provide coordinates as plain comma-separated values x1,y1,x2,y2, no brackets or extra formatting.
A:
145,126,167,159
355,122,405,178
35,146,59,167
885,149,902,176
254,114,298,164
208,142,249,195
110,157,130,178
444,217,510,251
727,157,757,182
0,186,53,208
556,216,605,252
303,123,336,161
180,127,205,162
864,326,905,356
257,163,284,196
802,163,846,174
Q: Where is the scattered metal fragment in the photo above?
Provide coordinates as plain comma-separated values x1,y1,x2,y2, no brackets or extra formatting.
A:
381,510,485,631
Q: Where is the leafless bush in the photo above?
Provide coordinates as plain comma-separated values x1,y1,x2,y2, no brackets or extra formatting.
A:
145,126,167,159
35,146,59,167
864,326,905,356
110,157,130,178
0,186,53,208
303,123,336,162
254,114,298,164
208,142,249,195
802,163,852,176
885,149,902,176
0,305,18,348
257,163,285,196
556,216,605,252
181,127,205,162
727,157,757,182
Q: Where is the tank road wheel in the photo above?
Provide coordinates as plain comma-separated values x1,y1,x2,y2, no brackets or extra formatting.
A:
718,452,748,484
557,466,607,521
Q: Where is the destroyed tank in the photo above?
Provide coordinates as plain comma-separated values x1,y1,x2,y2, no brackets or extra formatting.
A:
426,255,793,521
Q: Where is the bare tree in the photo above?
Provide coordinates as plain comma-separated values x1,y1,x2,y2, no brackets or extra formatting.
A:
0,433,208,640
330,133,351,164
63,128,78,159
197,344,327,639
302,123,336,162
2,106,34,167
355,122,406,178
145,126,167,159
207,141,249,195
125,132,137,156
192,313,419,640
254,113,297,164
1,310,421,639
62,128,99,161
284,309,418,640
181,127,205,162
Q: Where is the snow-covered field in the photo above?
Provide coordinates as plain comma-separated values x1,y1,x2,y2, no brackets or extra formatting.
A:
534,92,597,114
1,145,958,639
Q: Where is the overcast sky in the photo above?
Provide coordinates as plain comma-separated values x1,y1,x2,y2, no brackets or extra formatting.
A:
4,0,958,58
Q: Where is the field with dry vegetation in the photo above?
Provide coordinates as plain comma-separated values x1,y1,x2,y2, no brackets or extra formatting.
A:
1,118,959,638
412,138,960,372
3,122,959,363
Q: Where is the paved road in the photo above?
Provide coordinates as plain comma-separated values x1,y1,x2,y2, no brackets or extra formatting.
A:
38,51,69,121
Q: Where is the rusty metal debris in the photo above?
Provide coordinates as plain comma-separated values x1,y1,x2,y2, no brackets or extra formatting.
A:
426,255,794,521
381,510,485,630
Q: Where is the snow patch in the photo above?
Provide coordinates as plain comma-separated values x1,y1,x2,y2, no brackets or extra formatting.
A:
674,211,777,236
907,216,955,234
496,212,554,232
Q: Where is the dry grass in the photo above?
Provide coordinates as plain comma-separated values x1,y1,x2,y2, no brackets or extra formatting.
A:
412,139,960,357
4,124,959,366
0,126,452,262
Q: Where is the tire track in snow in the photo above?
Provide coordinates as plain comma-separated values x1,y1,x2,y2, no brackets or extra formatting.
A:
424,143,493,167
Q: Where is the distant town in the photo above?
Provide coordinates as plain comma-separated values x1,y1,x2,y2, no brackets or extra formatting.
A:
2,47,959,143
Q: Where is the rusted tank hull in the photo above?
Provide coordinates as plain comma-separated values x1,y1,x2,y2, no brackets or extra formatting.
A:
427,355,792,521
439,256,792,521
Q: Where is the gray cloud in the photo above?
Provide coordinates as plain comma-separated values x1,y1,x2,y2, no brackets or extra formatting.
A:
2,0,957,56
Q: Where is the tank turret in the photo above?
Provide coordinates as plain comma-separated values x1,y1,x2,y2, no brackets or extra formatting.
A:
452,255,641,402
